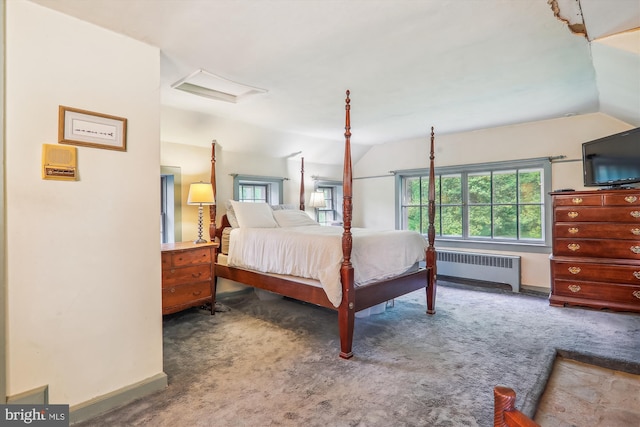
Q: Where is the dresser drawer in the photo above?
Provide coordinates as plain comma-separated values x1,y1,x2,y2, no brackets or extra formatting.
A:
163,247,212,267
161,252,171,269
554,238,640,259
162,264,212,286
553,279,640,307
603,193,640,206
554,223,640,239
555,206,640,223
551,260,640,285
161,242,217,315
162,281,212,314
553,194,602,206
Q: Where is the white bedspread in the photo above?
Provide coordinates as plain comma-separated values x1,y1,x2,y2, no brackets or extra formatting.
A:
227,226,428,307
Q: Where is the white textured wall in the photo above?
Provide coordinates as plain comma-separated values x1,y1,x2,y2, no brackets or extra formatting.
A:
6,1,162,405
353,113,634,289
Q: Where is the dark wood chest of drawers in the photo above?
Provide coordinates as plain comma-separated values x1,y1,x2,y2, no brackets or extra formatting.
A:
550,189,640,313
161,242,217,315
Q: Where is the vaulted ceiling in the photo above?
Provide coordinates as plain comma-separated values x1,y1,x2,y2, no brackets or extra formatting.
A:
29,0,640,161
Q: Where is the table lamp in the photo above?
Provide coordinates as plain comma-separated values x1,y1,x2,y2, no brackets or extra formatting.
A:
187,182,215,244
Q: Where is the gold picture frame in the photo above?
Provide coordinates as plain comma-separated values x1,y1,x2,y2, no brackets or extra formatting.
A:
58,106,127,151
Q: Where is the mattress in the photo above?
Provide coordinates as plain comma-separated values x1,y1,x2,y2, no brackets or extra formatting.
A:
225,225,427,307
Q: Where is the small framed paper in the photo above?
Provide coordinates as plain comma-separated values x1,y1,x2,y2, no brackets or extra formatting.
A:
58,106,127,151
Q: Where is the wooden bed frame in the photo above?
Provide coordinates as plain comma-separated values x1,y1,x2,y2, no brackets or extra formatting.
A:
494,386,540,427
209,90,437,358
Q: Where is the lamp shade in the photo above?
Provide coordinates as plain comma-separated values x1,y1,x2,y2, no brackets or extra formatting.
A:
309,190,326,208
187,182,215,205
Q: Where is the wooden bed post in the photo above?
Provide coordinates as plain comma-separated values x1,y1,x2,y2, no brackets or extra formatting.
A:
339,90,355,359
426,127,437,314
494,386,540,427
209,141,217,243
300,157,305,211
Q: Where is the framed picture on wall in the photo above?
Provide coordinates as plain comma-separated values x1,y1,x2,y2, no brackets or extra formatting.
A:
58,106,127,151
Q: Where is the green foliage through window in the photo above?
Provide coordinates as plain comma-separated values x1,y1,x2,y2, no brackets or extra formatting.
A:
400,163,546,243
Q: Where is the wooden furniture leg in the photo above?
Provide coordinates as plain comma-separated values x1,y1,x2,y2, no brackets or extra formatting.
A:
494,386,540,427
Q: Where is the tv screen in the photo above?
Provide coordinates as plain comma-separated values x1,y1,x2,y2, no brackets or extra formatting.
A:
582,127,640,188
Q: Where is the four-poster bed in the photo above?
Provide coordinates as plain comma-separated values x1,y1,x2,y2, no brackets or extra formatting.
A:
209,90,437,358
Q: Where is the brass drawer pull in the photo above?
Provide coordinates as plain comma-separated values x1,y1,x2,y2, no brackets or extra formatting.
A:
191,272,203,278
568,267,581,274
634,291,640,299
625,196,638,203
632,228,640,236
631,246,640,254
568,211,579,218
632,211,640,218
568,243,580,252
568,227,579,234
633,271,640,280
568,284,581,293
193,290,202,296
572,198,583,204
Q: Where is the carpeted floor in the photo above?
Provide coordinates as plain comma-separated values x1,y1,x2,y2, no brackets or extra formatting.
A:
74,282,640,427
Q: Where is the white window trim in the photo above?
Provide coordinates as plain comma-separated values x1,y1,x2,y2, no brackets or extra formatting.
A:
395,157,553,254
232,174,284,205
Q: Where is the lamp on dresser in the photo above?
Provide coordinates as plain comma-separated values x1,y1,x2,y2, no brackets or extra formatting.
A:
187,182,215,244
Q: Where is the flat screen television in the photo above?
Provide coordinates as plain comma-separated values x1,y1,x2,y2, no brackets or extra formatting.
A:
582,127,640,188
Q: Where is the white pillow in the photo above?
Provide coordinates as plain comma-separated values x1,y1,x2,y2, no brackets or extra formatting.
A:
229,201,278,228
271,204,297,211
273,210,320,227
225,200,240,228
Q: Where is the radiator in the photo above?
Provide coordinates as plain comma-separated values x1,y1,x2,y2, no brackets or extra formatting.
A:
436,250,521,292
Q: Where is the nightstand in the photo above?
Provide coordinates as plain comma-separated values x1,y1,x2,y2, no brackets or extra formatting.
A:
161,241,218,315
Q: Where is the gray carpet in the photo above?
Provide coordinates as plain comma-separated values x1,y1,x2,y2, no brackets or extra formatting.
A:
76,282,640,427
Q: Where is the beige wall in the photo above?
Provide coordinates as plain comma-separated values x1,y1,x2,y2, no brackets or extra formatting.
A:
353,113,634,289
6,0,163,407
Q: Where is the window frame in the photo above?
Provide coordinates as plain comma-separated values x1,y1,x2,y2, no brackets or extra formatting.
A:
160,165,182,244
314,180,343,225
232,174,284,205
395,158,553,254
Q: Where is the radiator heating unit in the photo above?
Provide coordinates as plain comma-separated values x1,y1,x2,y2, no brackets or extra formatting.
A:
436,250,521,292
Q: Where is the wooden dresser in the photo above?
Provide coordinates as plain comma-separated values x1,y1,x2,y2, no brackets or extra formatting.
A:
161,241,218,315
549,189,640,313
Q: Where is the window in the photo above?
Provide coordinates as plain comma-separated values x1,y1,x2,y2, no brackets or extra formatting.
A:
315,186,336,225
239,183,268,203
314,181,343,225
397,158,552,251
160,166,182,244
233,175,283,205
160,174,170,243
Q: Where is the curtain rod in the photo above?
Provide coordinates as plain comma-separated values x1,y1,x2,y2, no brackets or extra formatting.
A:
353,173,394,180
229,173,289,180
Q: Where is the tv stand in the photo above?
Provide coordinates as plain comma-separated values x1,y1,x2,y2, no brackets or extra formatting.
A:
599,185,637,190
549,189,640,313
